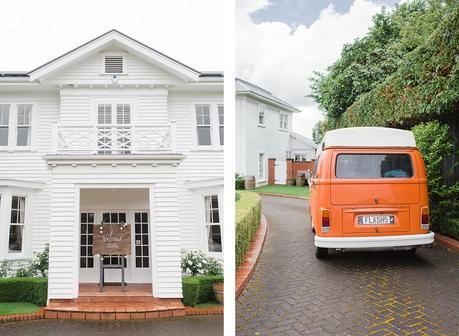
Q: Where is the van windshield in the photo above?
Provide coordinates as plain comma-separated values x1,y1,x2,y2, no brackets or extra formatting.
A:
336,154,413,179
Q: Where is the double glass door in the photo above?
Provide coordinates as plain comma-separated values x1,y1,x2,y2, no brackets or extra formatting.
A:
79,210,151,283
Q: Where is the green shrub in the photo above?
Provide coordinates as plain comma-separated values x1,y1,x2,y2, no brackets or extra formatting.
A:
412,121,459,239
182,275,224,307
15,265,36,278
236,191,261,267
181,250,223,276
235,174,245,190
0,277,48,306
31,245,49,277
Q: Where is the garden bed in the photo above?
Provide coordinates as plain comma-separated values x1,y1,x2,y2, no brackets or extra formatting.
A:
254,185,310,198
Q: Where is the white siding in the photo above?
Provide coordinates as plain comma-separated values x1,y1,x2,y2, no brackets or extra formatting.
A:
50,52,179,84
168,91,223,252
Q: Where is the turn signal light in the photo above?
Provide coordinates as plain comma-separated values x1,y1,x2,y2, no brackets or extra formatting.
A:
321,209,330,233
421,207,429,230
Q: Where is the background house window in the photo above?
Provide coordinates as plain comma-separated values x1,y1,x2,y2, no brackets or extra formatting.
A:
204,195,222,252
80,212,95,268
9,196,25,253
218,105,224,145
196,105,212,145
134,212,150,268
259,153,266,180
0,104,9,146
258,105,265,125
104,56,124,74
17,104,32,146
280,113,288,130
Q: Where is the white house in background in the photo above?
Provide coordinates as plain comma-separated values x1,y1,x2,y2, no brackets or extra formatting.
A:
0,30,223,301
289,132,318,161
236,78,315,185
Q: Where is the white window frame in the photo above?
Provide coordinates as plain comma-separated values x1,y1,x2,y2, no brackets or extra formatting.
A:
279,112,289,131
199,192,223,258
191,102,224,150
258,152,266,181
100,52,128,75
0,189,33,260
258,104,266,127
218,104,224,146
0,102,35,152
0,104,10,148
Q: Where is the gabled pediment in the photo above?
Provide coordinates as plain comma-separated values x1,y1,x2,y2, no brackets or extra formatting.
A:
29,30,201,82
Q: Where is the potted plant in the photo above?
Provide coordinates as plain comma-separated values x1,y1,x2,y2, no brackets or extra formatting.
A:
212,281,224,303
206,258,224,303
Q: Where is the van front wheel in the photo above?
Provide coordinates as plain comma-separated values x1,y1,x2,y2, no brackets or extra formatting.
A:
315,246,328,259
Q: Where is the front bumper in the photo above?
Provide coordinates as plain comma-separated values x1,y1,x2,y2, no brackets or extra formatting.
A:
315,232,435,249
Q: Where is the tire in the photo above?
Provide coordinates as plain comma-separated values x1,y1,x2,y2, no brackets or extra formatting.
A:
315,246,328,259
311,225,316,233
406,247,417,255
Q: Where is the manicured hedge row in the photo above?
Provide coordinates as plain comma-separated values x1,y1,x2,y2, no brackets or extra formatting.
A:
0,277,48,306
182,275,224,307
235,191,261,267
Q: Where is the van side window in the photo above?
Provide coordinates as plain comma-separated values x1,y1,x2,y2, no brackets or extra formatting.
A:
312,154,320,178
336,154,413,179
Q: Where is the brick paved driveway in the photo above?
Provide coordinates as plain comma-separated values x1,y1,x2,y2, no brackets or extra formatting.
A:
236,196,459,336
0,315,222,336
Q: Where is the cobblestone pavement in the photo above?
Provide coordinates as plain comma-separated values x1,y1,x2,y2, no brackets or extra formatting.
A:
0,315,223,336
236,196,459,336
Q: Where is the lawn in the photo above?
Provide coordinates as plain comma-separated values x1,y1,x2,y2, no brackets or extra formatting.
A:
195,302,223,308
254,184,310,198
0,302,40,315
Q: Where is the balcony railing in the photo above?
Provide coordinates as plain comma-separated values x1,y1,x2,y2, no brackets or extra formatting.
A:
52,122,176,155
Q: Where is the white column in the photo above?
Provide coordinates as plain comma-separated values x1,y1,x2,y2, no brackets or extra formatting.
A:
150,176,182,298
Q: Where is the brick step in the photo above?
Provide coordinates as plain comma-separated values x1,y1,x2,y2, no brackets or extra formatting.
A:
44,306,186,320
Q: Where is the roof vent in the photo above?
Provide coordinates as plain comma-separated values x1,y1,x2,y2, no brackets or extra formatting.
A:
104,56,123,74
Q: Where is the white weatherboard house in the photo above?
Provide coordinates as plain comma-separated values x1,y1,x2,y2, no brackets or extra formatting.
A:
236,78,316,185
290,132,318,162
0,30,223,302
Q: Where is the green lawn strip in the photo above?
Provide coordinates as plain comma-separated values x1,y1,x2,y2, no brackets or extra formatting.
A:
195,301,222,308
0,302,40,316
254,185,310,197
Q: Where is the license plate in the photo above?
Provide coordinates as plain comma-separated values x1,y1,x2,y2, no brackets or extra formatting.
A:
358,215,394,225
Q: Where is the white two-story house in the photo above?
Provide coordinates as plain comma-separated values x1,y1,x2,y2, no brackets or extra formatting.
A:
236,78,304,185
0,30,223,303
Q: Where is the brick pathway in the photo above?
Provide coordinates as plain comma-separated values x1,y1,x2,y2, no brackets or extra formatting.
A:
0,315,222,336
236,196,459,336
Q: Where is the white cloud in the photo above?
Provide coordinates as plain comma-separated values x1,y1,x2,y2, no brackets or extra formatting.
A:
0,0,223,71
236,0,391,138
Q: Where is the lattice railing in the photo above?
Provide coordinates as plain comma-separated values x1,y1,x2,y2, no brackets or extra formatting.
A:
54,124,174,154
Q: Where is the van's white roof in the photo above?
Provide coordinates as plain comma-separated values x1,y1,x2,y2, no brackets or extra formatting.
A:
318,127,416,155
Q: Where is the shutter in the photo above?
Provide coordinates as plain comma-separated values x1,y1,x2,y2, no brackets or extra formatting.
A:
116,104,131,124
104,56,124,73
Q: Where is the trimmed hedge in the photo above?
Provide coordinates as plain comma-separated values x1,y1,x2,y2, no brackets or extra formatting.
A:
236,191,261,267
0,277,48,307
182,275,224,307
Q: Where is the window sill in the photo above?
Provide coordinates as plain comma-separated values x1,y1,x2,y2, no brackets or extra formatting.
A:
4,254,29,261
278,128,289,132
190,147,224,152
0,147,37,153
257,124,266,128
100,73,128,76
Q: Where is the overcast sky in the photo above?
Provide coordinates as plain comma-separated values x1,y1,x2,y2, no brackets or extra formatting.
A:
0,0,224,72
237,0,401,138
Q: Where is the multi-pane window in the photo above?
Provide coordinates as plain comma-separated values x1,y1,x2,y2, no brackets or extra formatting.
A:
9,196,25,253
16,104,32,146
280,113,288,130
259,153,266,180
102,212,127,267
218,105,224,146
0,104,9,146
204,195,222,252
80,213,95,268
97,104,112,124
134,212,150,268
116,104,131,124
258,105,265,125
196,105,212,146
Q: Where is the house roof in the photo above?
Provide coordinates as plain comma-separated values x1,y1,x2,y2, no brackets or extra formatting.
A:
0,30,223,83
236,78,301,113
290,132,318,149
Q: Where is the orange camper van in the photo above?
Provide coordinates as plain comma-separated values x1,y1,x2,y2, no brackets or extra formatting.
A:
309,127,434,258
